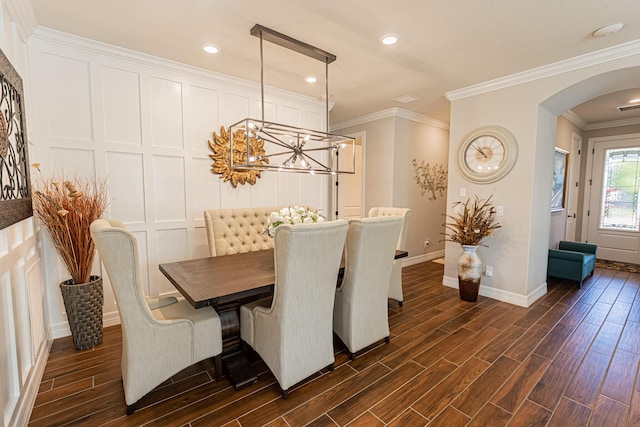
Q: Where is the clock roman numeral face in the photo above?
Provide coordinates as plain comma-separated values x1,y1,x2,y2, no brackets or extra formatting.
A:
464,135,505,174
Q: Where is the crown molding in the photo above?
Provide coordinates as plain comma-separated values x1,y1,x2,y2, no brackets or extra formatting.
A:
395,108,450,129
585,116,640,130
331,107,449,131
562,110,587,130
445,39,640,101
30,27,326,109
5,0,38,42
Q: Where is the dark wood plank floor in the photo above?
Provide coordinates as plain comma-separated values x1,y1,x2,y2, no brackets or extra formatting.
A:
29,261,640,426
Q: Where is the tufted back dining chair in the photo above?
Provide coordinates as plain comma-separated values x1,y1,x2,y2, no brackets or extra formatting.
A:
333,216,403,359
368,207,411,305
90,219,223,414
204,207,280,257
239,220,348,398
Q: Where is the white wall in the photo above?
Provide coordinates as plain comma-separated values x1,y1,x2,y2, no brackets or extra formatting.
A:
549,115,584,248
0,2,44,426
393,116,449,261
27,28,332,340
338,116,396,210
445,42,640,307
335,109,450,262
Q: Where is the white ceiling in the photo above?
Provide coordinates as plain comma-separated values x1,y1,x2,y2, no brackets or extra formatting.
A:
30,0,640,126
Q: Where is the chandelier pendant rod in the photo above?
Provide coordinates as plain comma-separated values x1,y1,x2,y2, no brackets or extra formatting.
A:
325,59,329,134
260,31,265,125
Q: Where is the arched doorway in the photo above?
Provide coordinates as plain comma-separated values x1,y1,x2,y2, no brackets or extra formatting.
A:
445,59,640,307
540,67,640,263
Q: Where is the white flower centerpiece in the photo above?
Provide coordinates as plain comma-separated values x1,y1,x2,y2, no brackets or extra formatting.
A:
267,206,325,237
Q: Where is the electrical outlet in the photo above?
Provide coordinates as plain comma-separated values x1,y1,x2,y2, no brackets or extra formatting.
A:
485,266,493,277
496,205,504,216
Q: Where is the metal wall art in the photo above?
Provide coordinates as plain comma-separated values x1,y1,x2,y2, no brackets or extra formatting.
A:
209,126,267,187
0,48,31,230
412,159,447,201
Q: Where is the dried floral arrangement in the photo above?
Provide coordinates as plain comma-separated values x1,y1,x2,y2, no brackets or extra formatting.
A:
31,164,109,284
443,195,501,246
412,159,447,201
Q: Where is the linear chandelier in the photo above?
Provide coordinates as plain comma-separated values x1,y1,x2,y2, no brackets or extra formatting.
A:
229,24,355,175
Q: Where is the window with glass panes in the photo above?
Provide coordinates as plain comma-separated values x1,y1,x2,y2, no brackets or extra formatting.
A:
600,148,640,231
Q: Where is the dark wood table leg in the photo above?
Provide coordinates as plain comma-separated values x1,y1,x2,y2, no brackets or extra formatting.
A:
217,303,258,390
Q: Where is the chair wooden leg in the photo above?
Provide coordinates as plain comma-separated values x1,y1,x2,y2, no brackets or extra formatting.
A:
213,354,223,381
398,300,403,307
328,362,335,371
126,400,139,416
384,336,390,344
125,382,141,415
282,388,289,399
350,352,356,361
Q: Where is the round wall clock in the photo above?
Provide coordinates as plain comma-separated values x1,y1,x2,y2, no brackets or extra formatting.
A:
458,125,518,184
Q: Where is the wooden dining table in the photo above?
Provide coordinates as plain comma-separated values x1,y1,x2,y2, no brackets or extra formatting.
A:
159,248,408,389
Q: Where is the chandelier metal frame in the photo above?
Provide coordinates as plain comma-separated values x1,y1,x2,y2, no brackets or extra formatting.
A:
229,24,355,175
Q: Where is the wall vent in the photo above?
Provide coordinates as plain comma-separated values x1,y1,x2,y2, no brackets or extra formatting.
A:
617,104,640,112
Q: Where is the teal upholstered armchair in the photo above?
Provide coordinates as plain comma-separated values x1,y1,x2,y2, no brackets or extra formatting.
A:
547,241,598,288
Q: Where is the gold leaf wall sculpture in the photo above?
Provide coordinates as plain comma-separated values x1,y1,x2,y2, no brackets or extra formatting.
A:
208,126,268,187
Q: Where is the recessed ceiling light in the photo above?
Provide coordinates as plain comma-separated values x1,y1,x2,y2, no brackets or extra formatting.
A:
380,33,399,45
629,98,640,104
304,76,317,83
592,23,624,38
201,43,220,54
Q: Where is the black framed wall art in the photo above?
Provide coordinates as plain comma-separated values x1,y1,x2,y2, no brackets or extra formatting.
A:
551,148,568,211
0,48,32,230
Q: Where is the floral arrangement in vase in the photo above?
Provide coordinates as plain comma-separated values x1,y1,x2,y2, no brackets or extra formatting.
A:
31,164,109,349
444,195,500,302
266,206,325,237
31,164,109,284
443,195,501,247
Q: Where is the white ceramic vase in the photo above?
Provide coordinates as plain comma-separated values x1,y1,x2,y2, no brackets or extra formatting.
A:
457,245,482,302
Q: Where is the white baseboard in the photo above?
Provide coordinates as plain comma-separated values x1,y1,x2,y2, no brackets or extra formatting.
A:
402,249,445,267
51,309,122,340
443,275,547,307
11,327,52,427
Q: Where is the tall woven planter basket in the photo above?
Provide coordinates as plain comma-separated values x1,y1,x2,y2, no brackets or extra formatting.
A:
60,275,104,350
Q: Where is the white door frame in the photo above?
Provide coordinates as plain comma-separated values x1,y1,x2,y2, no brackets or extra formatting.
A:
584,132,640,262
565,132,582,240
332,131,366,219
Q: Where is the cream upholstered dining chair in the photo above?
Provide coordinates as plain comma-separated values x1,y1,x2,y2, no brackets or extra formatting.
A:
368,207,411,305
239,220,348,398
333,216,403,359
96,219,180,310
90,219,223,415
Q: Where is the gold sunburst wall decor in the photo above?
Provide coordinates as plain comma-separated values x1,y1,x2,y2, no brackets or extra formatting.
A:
209,126,268,187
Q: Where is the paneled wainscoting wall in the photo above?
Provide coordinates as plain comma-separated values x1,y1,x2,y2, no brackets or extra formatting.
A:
28,28,331,340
